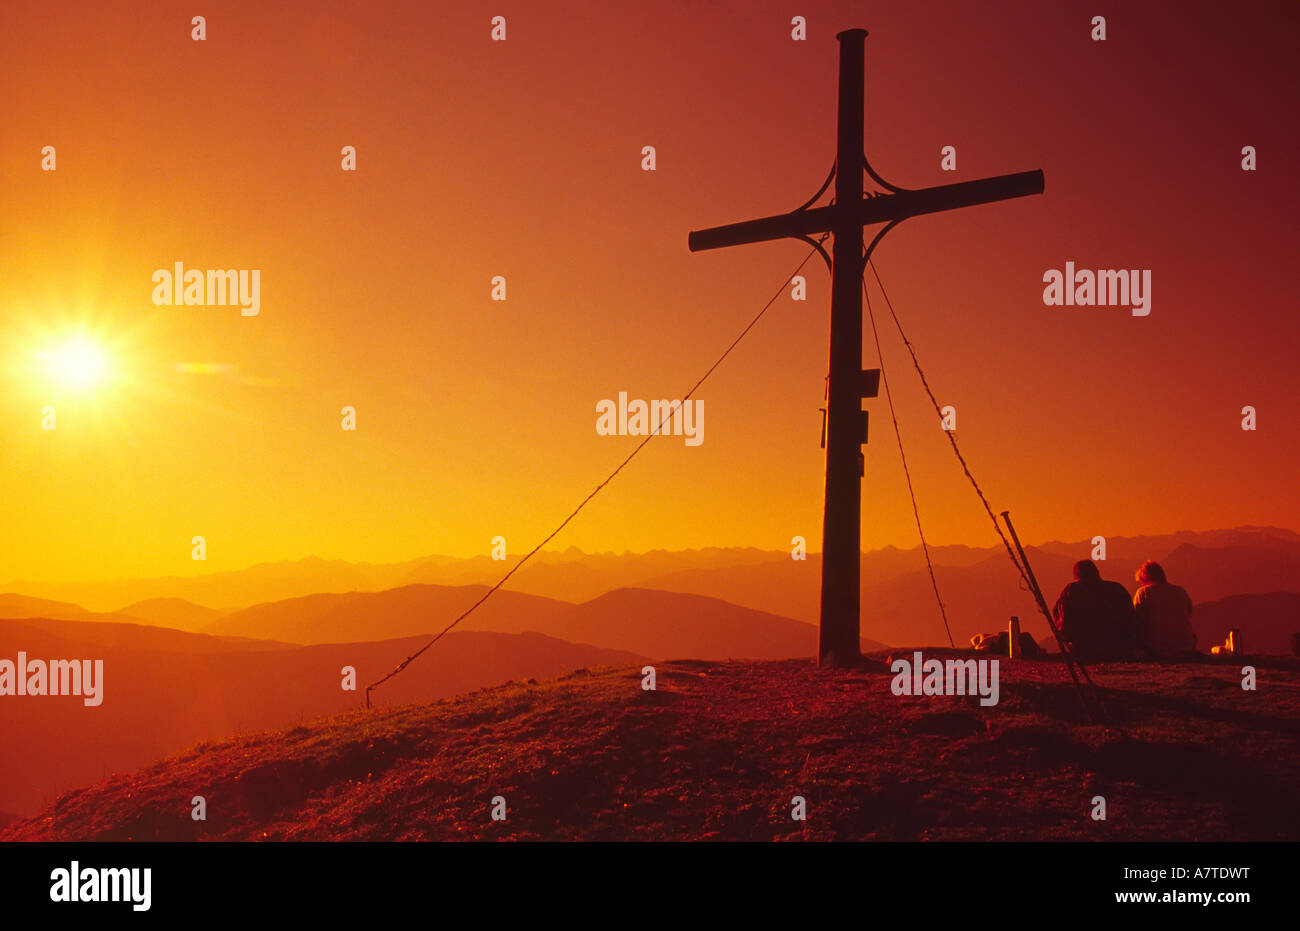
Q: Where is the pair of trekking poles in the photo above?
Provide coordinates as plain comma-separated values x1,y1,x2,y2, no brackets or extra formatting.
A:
1000,511,1106,724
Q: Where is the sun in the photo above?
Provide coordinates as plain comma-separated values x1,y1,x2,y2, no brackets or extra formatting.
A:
38,336,112,392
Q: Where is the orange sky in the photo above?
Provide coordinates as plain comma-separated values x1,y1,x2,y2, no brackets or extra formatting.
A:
2,0,1297,583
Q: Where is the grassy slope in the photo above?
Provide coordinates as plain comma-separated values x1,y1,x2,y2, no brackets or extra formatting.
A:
5,654,1298,842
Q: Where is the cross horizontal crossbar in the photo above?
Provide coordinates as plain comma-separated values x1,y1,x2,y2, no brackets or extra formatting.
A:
688,169,1044,253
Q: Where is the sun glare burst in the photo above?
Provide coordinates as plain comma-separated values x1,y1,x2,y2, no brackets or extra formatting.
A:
38,336,111,392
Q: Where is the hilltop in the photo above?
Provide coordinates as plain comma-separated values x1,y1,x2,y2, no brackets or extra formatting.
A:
0,588,879,817
7,654,1298,842
0,617,638,816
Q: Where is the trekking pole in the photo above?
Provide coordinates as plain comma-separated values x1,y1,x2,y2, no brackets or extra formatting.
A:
1000,511,1092,679
1000,511,1099,721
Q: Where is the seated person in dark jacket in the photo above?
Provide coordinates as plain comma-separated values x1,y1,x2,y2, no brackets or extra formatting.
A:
1132,560,1197,658
1051,560,1138,661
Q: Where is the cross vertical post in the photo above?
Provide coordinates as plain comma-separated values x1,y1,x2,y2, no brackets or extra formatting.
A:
687,27,1044,667
821,28,868,665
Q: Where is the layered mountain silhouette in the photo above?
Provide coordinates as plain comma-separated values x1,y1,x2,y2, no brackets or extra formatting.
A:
0,586,875,816
204,584,886,658
8,527,1295,649
204,585,572,644
2,547,786,612
115,597,227,631
0,594,225,633
4,526,1297,823
0,594,137,624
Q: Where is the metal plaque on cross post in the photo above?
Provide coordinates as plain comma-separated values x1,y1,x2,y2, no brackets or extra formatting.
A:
687,28,1045,666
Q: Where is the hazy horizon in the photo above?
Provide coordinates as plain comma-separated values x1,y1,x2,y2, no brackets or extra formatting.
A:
5,522,1297,587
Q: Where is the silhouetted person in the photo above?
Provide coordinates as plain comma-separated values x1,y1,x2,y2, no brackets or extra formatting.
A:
1052,559,1137,661
1132,560,1196,657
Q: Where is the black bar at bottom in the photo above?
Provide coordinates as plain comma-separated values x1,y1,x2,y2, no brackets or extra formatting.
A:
0,841,1283,918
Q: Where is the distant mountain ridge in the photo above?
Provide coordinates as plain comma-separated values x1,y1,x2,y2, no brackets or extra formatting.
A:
7,526,1294,612
2,547,789,612
205,584,572,644
5,527,1297,648
115,598,227,631
205,584,888,658
0,594,138,625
